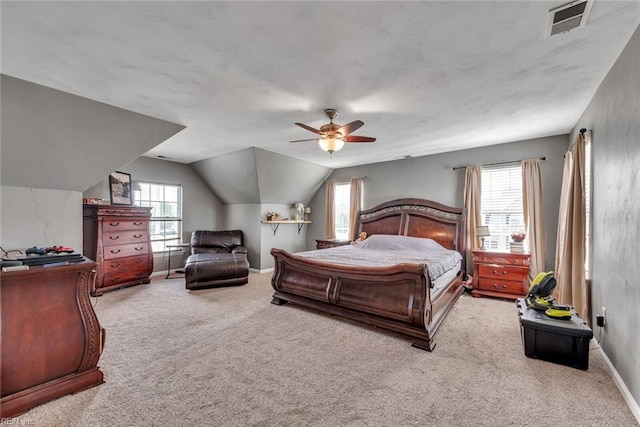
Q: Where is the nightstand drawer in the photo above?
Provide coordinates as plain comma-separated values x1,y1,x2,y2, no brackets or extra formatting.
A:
478,278,524,294
478,264,528,282
474,253,530,266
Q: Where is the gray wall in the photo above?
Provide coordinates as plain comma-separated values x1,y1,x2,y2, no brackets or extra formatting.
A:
84,156,225,272
572,24,640,407
307,135,568,269
0,186,83,251
1,75,184,192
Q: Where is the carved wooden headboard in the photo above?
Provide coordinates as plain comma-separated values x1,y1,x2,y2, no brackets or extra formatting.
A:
354,198,466,255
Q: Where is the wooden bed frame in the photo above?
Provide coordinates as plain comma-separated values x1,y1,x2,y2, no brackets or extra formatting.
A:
270,198,466,351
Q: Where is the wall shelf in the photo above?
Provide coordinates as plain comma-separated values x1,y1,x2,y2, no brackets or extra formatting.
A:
261,220,311,235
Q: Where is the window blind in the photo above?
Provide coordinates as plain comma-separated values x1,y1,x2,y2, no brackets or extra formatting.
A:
481,164,524,251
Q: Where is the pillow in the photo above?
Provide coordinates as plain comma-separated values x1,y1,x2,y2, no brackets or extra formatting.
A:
354,234,446,252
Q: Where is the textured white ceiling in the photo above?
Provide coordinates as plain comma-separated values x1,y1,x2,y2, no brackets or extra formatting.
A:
2,1,639,168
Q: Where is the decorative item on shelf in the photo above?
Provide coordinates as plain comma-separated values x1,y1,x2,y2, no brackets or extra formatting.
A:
266,212,282,221
291,203,305,221
304,206,311,221
476,225,491,250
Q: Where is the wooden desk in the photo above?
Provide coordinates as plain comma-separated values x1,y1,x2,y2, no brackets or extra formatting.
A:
0,260,105,417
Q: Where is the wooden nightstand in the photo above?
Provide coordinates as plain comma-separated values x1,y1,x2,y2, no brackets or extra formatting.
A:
315,239,351,250
471,249,530,299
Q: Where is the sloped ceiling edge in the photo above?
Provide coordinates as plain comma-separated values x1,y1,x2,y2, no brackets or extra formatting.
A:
0,75,185,191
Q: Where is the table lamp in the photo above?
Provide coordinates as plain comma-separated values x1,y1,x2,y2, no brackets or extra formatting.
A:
476,226,491,250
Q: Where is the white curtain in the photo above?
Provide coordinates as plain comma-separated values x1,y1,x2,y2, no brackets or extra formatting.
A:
463,165,482,275
348,177,364,241
522,159,546,280
555,133,588,322
324,180,336,239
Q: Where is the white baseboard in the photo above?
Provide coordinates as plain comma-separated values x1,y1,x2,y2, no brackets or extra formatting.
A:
250,267,274,274
593,339,640,423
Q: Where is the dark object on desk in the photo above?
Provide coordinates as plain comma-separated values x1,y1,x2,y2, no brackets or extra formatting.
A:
0,260,105,417
1,260,23,268
18,252,84,266
25,246,46,255
185,230,249,289
516,298,592,370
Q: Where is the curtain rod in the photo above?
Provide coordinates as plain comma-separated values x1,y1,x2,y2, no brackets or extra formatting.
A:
452,157,546,171
325,176,368,183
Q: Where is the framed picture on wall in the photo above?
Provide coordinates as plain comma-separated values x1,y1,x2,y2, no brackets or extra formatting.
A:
109,171,132,205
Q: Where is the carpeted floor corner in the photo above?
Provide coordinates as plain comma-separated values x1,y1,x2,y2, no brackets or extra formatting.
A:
12,272,638,426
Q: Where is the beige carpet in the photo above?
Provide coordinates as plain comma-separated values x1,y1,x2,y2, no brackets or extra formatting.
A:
13,272,637,426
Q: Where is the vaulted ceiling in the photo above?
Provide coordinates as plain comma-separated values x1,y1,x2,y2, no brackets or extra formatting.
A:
2,1,639,169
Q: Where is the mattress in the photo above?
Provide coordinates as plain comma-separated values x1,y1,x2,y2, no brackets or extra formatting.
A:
296,234,463,283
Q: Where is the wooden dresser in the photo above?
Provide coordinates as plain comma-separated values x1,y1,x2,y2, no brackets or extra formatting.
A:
315,239,351,249
471,249,530,299
0,260,104,417
83,204,153,296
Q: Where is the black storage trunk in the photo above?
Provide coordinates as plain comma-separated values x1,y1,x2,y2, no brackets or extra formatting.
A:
516,298,593,370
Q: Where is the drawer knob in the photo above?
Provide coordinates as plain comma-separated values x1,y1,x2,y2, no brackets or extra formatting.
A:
134,222,143,226
493,284,507,288
110,263,121,268
481,257,487,261
109,222,120,226
110,249,121,254
493,270,508,275
109,236,120,240
134,234,143,238
134,247,144,251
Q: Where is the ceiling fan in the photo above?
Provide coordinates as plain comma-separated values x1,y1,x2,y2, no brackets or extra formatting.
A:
290,108,376,154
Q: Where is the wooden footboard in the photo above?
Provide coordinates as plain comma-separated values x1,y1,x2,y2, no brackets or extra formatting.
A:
270,248,464,351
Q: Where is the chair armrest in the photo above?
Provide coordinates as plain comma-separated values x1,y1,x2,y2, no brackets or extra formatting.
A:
231,246,248,254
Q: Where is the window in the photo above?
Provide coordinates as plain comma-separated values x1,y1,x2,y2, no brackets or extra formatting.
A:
134,182,182,252
481,164,524,252
584,137,592,279
334,182,351,240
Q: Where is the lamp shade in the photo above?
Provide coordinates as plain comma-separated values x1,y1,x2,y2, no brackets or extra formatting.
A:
318,137,345,154
476,226,491,237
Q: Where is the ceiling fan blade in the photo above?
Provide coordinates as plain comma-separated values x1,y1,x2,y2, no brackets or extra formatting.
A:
289,138,319,143
344,135,376,143
336,120,364,136
295,122,321,134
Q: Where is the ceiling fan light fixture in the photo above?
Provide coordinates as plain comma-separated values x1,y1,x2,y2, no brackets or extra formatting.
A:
318,137,344,154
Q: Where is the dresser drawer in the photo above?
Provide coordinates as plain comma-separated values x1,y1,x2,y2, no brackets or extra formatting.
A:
102,219,148,232
478,278,524,294
102,230,149,246
103,243,149,259
103,255,149,273
478,264,528,282
473,253,530,266
102,269,149,287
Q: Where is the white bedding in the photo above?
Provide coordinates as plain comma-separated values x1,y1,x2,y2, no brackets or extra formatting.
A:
296,234,463,283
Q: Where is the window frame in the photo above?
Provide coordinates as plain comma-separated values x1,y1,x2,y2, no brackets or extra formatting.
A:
480,163,525,252
133,181,183,253
333,181,351,241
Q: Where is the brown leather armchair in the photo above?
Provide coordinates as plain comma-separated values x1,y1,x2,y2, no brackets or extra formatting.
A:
185,230,249,290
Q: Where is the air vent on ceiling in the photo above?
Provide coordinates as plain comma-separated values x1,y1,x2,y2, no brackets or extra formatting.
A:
546,0,593,38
